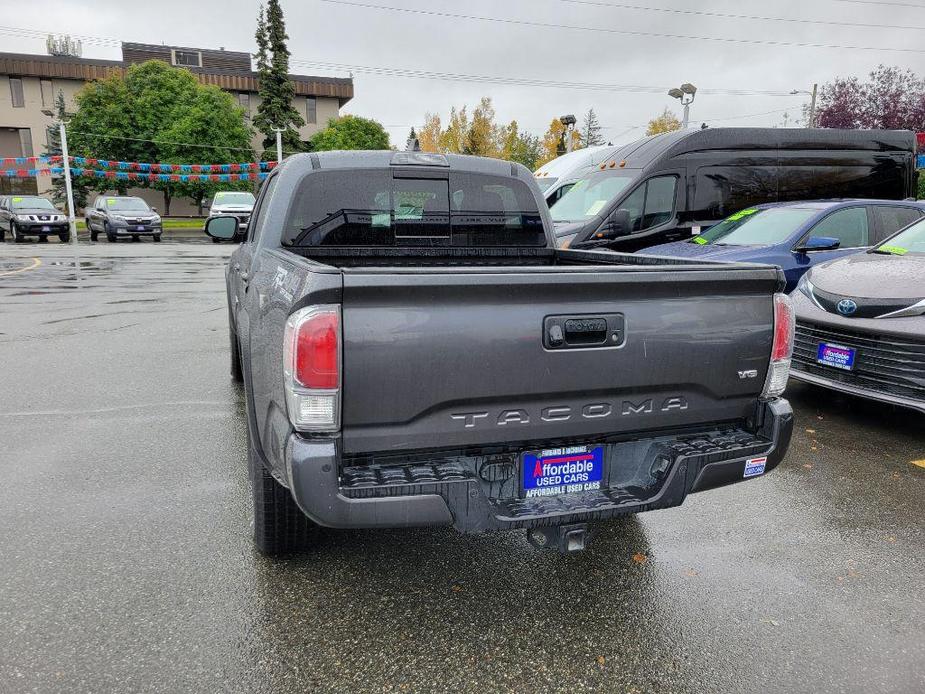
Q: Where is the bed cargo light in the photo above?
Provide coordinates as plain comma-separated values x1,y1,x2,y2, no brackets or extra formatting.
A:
283,305,341,432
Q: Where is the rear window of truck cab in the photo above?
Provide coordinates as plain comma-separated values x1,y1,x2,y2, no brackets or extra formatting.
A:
282,170,546,247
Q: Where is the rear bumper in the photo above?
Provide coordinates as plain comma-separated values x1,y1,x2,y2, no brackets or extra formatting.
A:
286,399,793,532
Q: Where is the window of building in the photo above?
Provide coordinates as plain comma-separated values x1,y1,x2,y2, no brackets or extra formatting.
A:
171,50,202,67
306,96,317,124
18,128,34,157
237,92,251,117
40,79,53,109
9,78,24,108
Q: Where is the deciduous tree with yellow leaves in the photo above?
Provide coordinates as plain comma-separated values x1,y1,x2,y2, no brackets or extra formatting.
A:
646,108,682,136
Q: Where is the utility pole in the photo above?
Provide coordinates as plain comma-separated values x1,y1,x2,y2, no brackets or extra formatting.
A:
59,121,77,246
272,127,284,164
791,84,819,128
809,83,818,128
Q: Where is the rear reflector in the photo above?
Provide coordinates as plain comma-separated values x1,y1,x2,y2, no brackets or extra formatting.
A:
284,305,341,431
762,293,794,399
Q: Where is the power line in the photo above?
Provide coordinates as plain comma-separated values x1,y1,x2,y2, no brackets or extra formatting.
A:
559,0,925,31
831,0,925,7
0,22,814,97
289,59,798,96
320,0,925,53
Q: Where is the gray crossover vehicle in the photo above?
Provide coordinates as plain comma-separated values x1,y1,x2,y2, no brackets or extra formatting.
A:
205,150,795,556
791,219,925,413
85,195,162,242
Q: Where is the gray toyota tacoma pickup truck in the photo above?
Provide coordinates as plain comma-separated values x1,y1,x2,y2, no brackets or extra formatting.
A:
206,150,795,556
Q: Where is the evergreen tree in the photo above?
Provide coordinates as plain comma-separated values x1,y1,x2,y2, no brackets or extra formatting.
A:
44,90,91,210
253,0,305,158
580,108,605,147
406,126,420,151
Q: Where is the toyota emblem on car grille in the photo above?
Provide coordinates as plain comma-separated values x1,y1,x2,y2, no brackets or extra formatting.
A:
837,299,858,316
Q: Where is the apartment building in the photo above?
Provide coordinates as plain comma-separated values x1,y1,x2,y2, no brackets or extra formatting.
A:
0,42,353,211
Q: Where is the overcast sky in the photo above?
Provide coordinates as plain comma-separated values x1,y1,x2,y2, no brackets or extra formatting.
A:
4,0,925,149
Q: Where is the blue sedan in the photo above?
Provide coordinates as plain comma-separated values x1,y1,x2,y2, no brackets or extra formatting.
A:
641,200,925,292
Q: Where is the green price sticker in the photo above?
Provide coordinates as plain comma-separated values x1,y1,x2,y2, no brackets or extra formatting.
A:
728,208,758,222
107,199,116,206
692,236,708,245
12,196,23,202
879,245,908,256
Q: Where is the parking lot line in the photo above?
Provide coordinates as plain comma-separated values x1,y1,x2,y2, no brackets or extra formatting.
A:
0,257,42,277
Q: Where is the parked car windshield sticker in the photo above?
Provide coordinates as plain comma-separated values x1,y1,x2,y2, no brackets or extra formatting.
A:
728,208,758,222
878,245,908,255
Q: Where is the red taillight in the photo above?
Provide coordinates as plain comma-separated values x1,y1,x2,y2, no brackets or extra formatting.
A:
293,311,339,389
762,293,794,399
771,293,794,362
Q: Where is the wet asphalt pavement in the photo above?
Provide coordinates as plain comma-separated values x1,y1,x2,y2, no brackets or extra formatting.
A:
0,239,923,694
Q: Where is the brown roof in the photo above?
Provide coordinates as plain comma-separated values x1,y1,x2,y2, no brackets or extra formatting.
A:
0,48,354,103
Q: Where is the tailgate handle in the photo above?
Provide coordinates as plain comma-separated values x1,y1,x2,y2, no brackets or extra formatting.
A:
564,318,607,344
544,314,624,350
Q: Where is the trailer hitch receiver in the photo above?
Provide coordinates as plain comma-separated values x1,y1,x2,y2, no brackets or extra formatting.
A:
526,523,590,554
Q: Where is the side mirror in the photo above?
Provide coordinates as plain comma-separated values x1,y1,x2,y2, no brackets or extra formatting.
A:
204,215,239,241
796,236,841,253
593,209,633,241
151,207,158,213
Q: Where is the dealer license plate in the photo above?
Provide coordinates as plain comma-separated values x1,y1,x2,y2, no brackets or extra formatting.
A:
522,446,604,498
817,342,856,371
136,225,146,231
41,225,50,232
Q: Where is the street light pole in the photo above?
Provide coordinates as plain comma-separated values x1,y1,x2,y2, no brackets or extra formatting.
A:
559,114,577,153
668,84,697,129
272,127,284,164
59,121,77,247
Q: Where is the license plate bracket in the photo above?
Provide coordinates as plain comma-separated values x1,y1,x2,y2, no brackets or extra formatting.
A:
521,446,605,498
816,342,856,371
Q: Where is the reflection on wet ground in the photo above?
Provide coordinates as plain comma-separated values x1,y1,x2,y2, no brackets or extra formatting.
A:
0,243,922,693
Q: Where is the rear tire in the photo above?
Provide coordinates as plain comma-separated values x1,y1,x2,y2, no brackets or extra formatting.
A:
0,228,5,242
251,452,319,556
212,237,221,244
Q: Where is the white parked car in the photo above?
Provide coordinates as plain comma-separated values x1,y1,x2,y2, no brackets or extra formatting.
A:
208,191,256,237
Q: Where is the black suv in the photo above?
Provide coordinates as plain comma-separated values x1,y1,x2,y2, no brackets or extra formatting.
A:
85,196,162,242
0,195,69,242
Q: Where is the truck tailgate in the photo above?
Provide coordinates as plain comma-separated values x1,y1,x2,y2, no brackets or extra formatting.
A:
340,265,780,455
